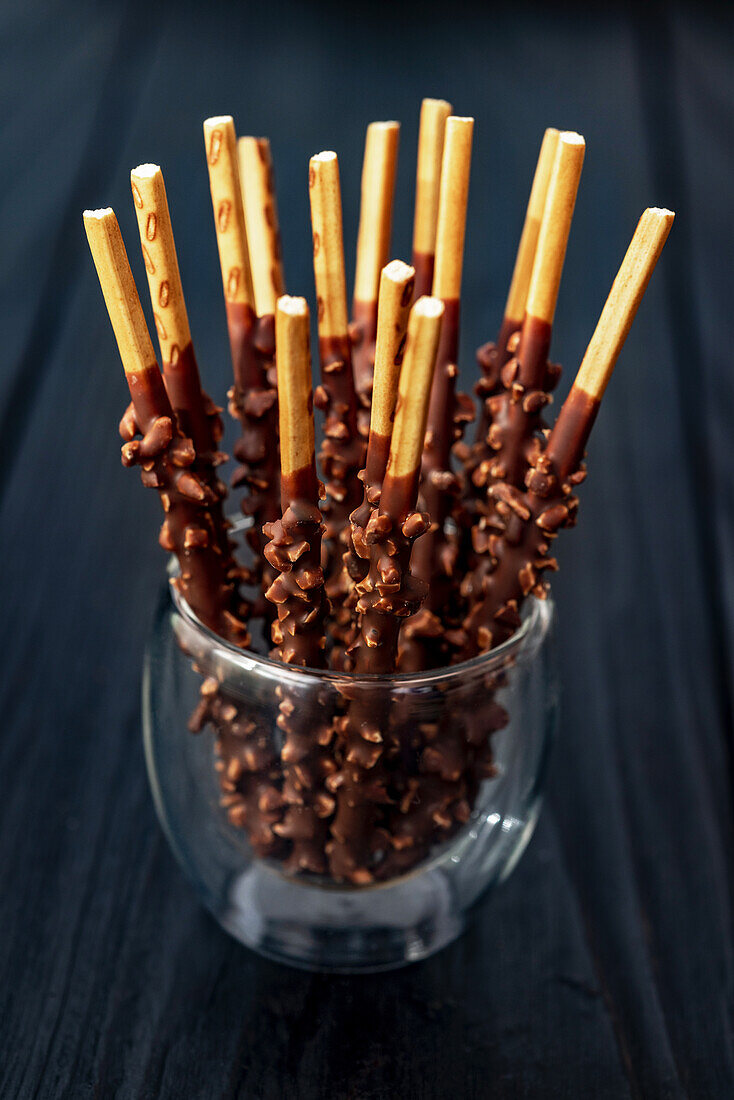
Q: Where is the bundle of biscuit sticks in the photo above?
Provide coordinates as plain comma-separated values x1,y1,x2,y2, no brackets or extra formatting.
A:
84,100,673,882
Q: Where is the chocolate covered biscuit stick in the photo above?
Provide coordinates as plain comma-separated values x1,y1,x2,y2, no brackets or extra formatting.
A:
263,297,334,871
352,297,444,673
100,188,278,846
237,136,285,318
128,164,231,555
404,116,475,669
463,208,674,655
411,98,453,298
462,133,584,610
328,297,443,884
308,151,365,641
84,208,249,645
351,121,400,426
486,132,584,487
184,136,288,856
345,259,415,590
204,117,280,581
353,300,481,874
264,297,329,667
470,128,560,464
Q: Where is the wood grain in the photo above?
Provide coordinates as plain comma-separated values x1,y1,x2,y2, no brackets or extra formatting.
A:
2,1,733,1097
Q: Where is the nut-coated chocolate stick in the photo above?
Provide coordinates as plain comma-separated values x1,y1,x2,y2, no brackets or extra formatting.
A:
185,128,287,843
264,296,329,667
84,207,249,646
191,128,290,849
487,130,585,490
404,116,475,669
203,116,280,589
351,121,400,420
345,259,416,590
352,295,444,674
463,207,674,655
328,295,444,883
308,151,364,642
411,97,453,298
129,165,231,553
462,132,584,611
237,135,285,319
263,296,335,871
471,128,560,453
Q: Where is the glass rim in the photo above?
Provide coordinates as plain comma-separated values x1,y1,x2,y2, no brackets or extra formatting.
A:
168,569,553,689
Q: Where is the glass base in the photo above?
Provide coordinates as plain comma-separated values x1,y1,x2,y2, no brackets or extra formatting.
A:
220,862,464,972
143,577,556,972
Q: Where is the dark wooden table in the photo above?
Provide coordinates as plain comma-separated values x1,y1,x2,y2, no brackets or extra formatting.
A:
2,0,733,1095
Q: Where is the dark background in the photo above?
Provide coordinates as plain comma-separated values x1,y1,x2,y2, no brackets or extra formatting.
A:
2,0,734,1096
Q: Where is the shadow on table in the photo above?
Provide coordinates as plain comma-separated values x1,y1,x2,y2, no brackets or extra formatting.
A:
139,817,621,1100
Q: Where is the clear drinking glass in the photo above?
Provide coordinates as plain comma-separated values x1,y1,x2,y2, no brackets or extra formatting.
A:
143,529,557,973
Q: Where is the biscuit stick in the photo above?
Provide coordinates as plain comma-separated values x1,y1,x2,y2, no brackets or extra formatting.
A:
85,207,248,645
351,121,400,419
463,208,674,654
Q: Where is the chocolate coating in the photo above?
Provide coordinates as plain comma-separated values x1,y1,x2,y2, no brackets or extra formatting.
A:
264,468,328,670
462,396,592,655
226,304,280,608
411,249,435,301
161,340,232,559
326,450,431,881
350,298,378,419
471,314,521,450
316,334,364,521
121,367,249,646
351,483,429,674
162,342,223,461
365,429,392,489
343,430,391,589
315,332,365,657
264,462,334,871
488,315,553,489
272,685,338,875
546,385,599,479
460,314,562,631
281,463,321,514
